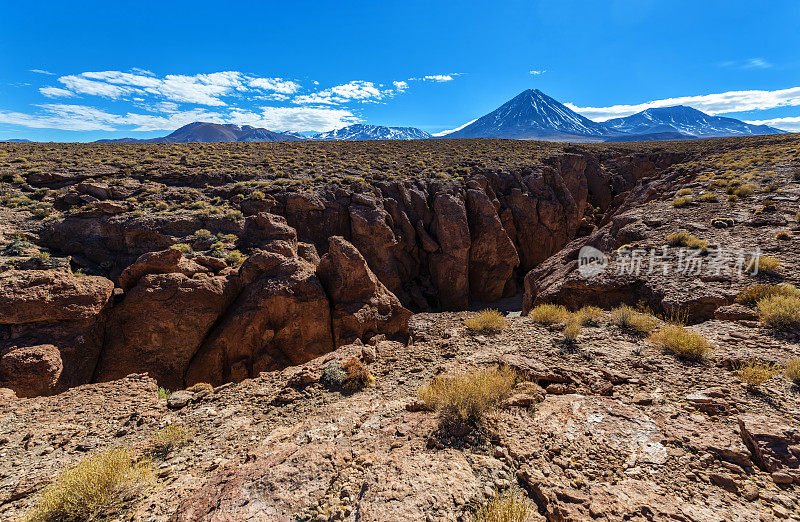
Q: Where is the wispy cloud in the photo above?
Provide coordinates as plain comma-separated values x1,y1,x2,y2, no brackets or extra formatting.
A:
567,86,800,121
529,70,546,75
292,80,391,105
719,58,772,70
39,87,76,98
29,69,53,75
745,116,800,132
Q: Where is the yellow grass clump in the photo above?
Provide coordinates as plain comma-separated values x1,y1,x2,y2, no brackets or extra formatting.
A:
736,361,780,387
26,448,153,522
649,325,710,361
757,294,800,330
736,283,800,305
528,303,569,324
471,487,535,522
418,367,517,424
785,358,800,385
465,309,507,333
574,305,603,325
610,305,660,335
151,424,190,456
749,256,782,276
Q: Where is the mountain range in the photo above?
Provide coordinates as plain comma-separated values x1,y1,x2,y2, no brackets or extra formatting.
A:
87,89,786,144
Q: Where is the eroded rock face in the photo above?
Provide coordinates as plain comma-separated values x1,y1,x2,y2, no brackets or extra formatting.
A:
117,248,207,291
96,272,238,390
186,252,333,387
0,344,63,397
317,236,411,346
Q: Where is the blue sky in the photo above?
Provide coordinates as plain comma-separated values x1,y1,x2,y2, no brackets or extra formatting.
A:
1,0,799,141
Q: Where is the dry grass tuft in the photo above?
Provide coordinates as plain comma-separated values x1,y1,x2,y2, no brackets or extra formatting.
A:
749,256,782,276
671,196,693,208
26,448,153,522
736,361,780,387
736,283,800,305
465,309,507,334
574,305,603,325
757,294,800,330
649,325,710,361
785,358,800,385
665,232,708,250
418,367,517,424
610,305,660,335
151,424,190,456
528,303,569,325
471,487,534,522
562,319,582,342
185,382,213,394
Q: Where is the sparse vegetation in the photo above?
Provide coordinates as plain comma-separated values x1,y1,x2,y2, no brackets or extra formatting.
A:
736,361,780,388
528,303,569,324
470,487,534,522
157,387,171,400
418,366,517,424
757,294,800,330
785,358,800,385
671,195,693,208
750,256,782,276
574,305,603,325
26,448,153,522
775,231,791,241
649,324,710,361
465,309,507,333
610,305,659,335
665,232,707,251
341,358,375,391
151,424,190,456
736,283,800,305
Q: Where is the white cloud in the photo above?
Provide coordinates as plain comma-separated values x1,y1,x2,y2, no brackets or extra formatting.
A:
30,69,53,75
0,103,358,133
293,80,387,105
566,86,800,121
422,74,454,82
720,58,772,70
248,77,300,94
59,75,143,99
529,70,546,75
39,87,76,98
393,80,408,91
745,116,800,132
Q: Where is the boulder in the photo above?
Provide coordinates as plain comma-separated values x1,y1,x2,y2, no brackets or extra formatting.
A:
738,415,800,474
0,270,113,324
117,248,207,291
428,192,471,310
0,344,63,397
316,236,411,346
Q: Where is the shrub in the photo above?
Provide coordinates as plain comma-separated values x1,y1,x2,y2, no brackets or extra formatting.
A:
736,361,780,387
157,387,171,400
698,192,718,202
574,305,603,325
676,188,693,196
671,196,693,208
224,249,244,266
341,358,374,391
757,294,800,330
649,325,710,361
528,303,569,324
610,305,659,335
736,283,800,305
418,367,517,424
25,448,153,522
785,358,800,385
321,361,346,387
732,183,756,197
749,256,782,276
562,319,582,342
470,487,534,522
775,231,791,241
151,424,189,456
710,217,734,228
465,309,507,333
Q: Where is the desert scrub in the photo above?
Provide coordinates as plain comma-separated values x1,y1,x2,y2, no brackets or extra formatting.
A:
736,361,780,388
757,294,800,330
671,195,693,208
150,424,190,456
574,305,603,325
710,217,734,228
736,283,800,305
418,366,517,424
665,232,707,250
785,358,800,385
341,358,374,391
610,305,659,335
562,318,582,343
25,448,153,522
157,387,171,399
775,231,791,240
649,325,710,361
676,188,693,197
465,309,506,333
698,192,718,202
470,487,534,522
224,249,244,266
528,303,569,324
749,256,782,276
321,361,347,387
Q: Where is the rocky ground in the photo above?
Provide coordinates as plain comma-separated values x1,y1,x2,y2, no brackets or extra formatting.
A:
1,135,800,520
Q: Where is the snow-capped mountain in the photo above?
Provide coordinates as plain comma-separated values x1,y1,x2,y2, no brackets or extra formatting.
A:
312,124,432,141
96,123,306,143
603,106,785,139
443,89,616,141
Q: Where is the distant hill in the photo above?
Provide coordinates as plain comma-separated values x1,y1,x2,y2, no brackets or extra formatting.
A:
95,122,305,143
1,138,32,143
602,131,697,142
312,124,432,141
603,105,785,139
442,89,616,141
